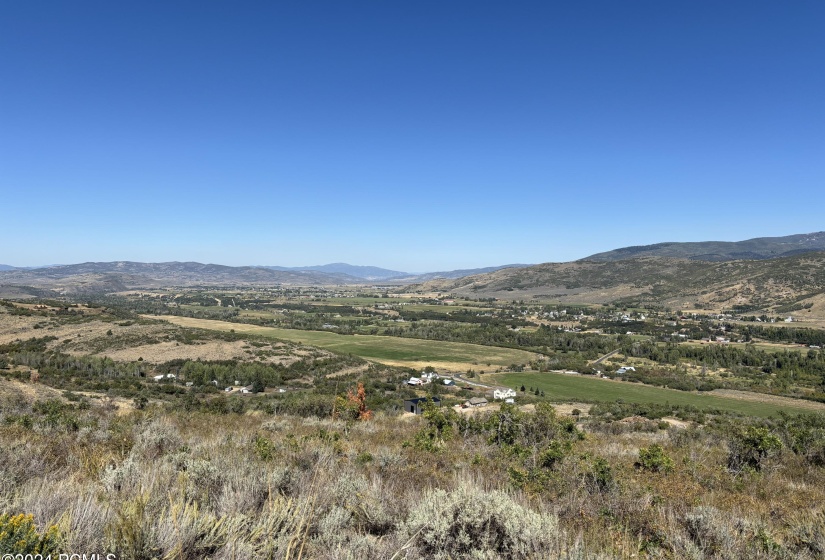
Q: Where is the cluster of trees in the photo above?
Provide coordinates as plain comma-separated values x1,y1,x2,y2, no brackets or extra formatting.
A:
619,339,825,396
382,323,616,358
156,354,363,388
739,325,825,346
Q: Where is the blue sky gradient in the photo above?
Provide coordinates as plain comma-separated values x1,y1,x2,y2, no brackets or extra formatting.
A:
2,1,823,271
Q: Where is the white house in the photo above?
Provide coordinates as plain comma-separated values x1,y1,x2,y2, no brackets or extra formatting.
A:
420,372,439,383
615,366,636,375
407,377,423,386
152,374,165,382
493,388,517,400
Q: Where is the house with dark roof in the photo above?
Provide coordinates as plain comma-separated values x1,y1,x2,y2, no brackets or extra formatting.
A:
403,397,442,415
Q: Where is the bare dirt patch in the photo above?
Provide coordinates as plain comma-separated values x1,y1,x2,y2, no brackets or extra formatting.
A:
662,416,690,428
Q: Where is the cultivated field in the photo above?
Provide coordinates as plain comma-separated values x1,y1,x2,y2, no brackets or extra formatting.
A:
152,315,538,371
491,371,825,417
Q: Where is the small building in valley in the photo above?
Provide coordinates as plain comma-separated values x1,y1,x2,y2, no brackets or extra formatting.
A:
403,397,442,415
464,397,488,408
493,388,517,400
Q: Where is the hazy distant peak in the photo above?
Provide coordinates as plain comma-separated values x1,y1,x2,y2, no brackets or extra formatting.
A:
259,263,408,280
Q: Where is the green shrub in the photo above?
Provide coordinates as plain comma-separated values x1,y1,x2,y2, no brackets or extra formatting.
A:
588,457,615,492
409,400,455,452
728,426,782,474
253,434,277,461
0,513,61,554
537,440,570,470
636,444,674,473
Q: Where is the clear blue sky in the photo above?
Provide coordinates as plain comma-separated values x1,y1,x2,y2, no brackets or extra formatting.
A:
2,1,823,271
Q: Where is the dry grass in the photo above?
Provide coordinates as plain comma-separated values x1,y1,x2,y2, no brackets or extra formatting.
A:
2,382,825,559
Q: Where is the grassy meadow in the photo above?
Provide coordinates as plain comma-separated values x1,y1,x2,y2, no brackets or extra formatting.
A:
152,315,538,371
493,371,824,417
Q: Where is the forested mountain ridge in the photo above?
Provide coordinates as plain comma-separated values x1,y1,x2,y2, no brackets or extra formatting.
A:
584,231,825,262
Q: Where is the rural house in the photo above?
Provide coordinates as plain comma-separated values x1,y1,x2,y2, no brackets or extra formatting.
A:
464,397,488,408
403,397,442,415
493,388,517,400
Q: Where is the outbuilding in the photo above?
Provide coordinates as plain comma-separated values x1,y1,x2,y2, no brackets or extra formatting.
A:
403,397,442,415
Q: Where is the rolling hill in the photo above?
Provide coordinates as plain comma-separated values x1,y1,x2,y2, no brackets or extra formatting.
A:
408,252,825,316
584,231,825,262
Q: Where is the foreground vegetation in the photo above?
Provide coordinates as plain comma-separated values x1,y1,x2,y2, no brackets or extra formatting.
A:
3,379,825,558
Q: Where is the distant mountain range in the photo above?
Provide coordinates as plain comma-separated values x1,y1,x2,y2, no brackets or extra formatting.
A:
584,231,825,262
260,263,408,281
3,231,824,302
389,265,529,282
0,261,529,295
259,263,529,281
0,261,361,291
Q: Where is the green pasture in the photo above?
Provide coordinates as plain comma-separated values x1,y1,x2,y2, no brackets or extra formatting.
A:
493,372,822,417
